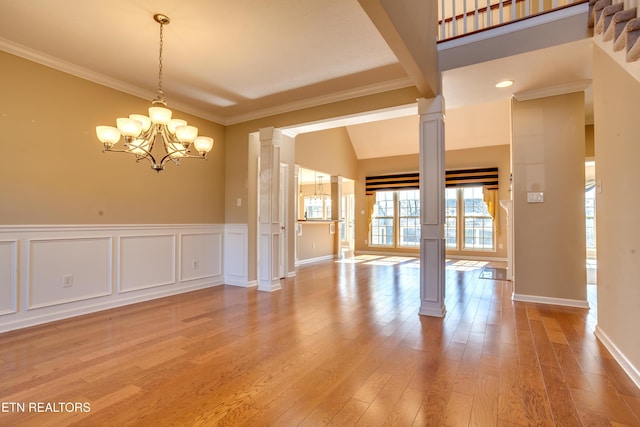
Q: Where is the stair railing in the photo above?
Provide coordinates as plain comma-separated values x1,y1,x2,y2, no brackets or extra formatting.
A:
439,0,588,41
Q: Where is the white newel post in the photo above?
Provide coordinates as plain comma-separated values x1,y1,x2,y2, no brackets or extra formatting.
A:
418,96,446,317
258,127,283,292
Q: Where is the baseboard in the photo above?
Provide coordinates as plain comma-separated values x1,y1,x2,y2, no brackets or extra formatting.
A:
224,278,256,288
0,280,223,333
512,293,589,309
355,250,419,258
595,326,640,390
446,254,508,262
296,255,335,266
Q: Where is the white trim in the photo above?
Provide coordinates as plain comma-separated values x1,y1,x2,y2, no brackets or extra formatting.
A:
0,280,221,333
296,255,336,266
0,37,226,125
224,224,249,287
446,254,508,262
356,250,420,258
0,240,18,316
513,80,592,102
225,78,414,126
0,224,224,333
512,293,589,308
595,326,640,390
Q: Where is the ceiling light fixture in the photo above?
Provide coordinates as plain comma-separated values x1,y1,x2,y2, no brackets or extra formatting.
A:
95,14,214,172
496,80,514,88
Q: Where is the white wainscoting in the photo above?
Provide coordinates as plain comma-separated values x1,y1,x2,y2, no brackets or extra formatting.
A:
0,224,225,332
223,224,250,287
0,240,17,316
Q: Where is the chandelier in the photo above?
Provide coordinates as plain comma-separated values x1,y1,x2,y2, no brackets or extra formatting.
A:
95,14,214,172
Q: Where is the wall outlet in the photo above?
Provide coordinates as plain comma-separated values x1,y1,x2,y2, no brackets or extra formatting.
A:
192,259,199,270
62,274,73,288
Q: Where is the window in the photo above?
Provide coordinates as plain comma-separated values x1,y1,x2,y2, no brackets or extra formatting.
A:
370,189,420,248
303,196,331,220
445,186,495,251
463,187,494,249
586,186,596,250
398,190,420,247
369,186,494,251
371,191,394,246
445,188,458,249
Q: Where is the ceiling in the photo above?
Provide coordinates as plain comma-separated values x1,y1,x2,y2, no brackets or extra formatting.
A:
0,0,593,158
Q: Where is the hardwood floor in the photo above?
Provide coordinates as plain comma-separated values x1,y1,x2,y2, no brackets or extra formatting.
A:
1,256,639,426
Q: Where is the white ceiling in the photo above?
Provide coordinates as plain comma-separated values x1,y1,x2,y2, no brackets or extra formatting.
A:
0,0,593,159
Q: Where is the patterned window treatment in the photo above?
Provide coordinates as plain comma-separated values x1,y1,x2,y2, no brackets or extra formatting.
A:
365,168,500,235
446,167,500,235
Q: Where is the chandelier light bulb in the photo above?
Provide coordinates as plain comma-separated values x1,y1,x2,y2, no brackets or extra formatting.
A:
129,114,152,132
96,126,121,146
116,118,143,137
194,136,214,154
176,125,198,143
148,106,172,124
167,119,187,135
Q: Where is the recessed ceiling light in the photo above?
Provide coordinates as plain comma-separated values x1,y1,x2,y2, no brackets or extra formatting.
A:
496,80,514,88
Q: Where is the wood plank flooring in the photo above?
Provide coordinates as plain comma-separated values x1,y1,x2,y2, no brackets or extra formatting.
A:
1,256,639,426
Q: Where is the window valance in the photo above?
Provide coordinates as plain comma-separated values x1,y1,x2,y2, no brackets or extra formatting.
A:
365,173,419,195
445,167,499,190
365,167,499,195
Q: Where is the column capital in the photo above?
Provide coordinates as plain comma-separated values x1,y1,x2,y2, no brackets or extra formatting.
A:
417,95,445,115
259,126,282,146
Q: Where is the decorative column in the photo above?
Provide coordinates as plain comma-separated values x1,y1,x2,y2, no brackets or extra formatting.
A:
418,96,446,317
258,127,282,292
331,176,343,258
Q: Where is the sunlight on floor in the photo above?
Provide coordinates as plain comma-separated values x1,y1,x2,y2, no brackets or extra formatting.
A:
446,260,488,271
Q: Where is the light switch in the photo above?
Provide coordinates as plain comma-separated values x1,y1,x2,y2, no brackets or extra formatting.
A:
527,192,544,203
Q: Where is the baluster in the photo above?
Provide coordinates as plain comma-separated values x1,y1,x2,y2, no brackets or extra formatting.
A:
512,0,517,21
452,0,457,37
475,0,479,30
487,0,491,26
440,0,445,40
499,0,504,24
553,0,558,8
463,0,468,35
539,0,543,13
525,0,530,17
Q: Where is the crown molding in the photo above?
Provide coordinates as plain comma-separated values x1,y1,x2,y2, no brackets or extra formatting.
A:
0,37,227,125
2,36,414,127
223,76,415,126
513,79,592,102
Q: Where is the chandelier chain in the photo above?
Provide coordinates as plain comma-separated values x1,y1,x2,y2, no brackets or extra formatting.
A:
157,20,164,100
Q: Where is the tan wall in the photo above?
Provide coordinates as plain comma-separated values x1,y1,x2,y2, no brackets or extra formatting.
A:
585,124,595,158
445,145,511,260
0,51,226,224
511,92,586,302
295,127,358,180
593,45,640,373
297,222,336,261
